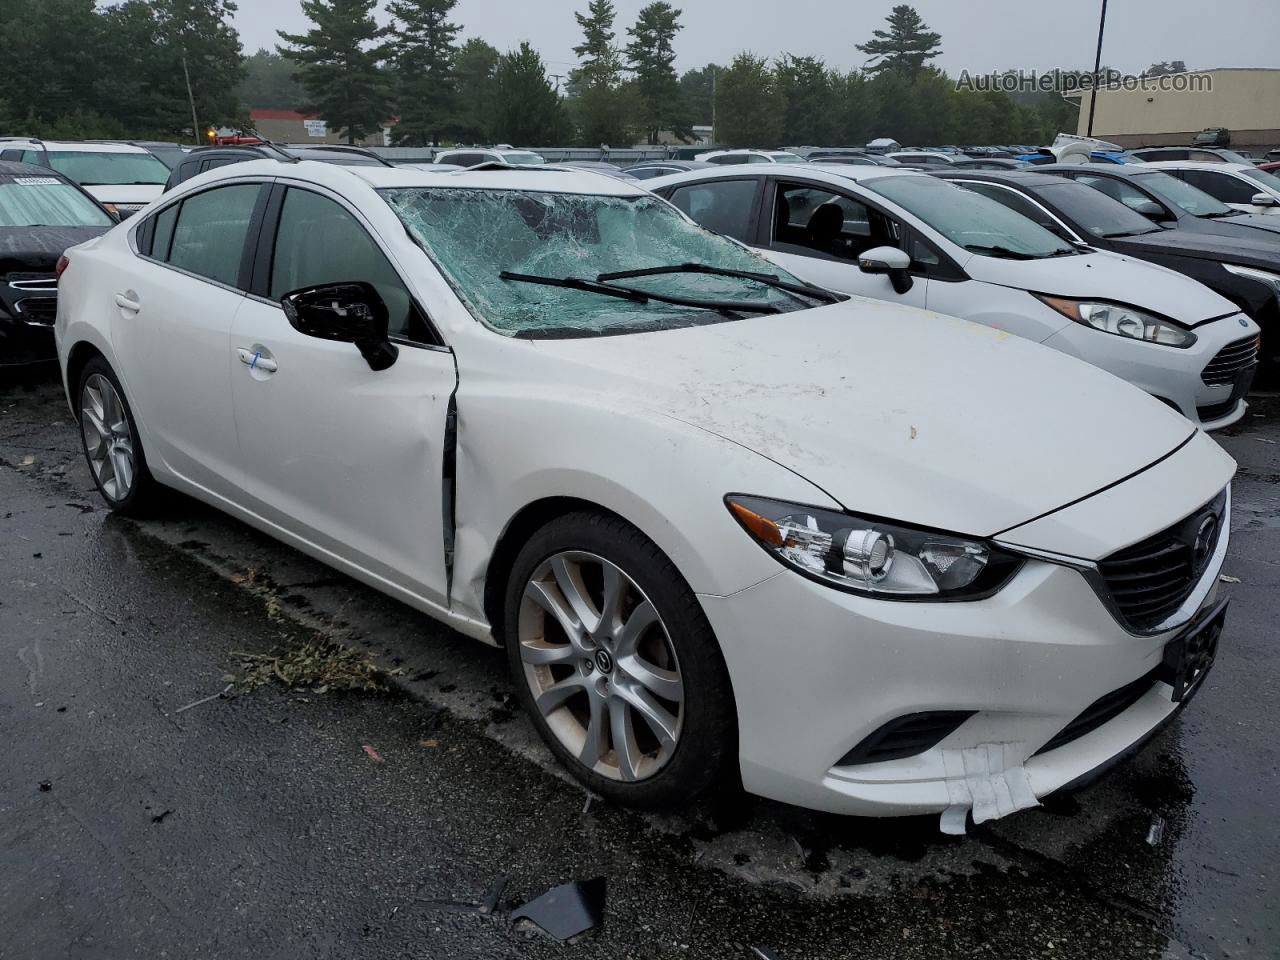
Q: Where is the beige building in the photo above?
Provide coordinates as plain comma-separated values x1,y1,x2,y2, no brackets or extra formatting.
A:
243,109,392,147
1075,68,1280,149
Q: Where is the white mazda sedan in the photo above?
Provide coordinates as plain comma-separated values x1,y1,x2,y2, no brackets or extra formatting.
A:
55,161,1235,829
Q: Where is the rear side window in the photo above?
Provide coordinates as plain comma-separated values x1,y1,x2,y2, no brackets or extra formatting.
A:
667,179,758,241
166,184,261,287
149,204,179,260
1179,169,1260,205
269,188,423,341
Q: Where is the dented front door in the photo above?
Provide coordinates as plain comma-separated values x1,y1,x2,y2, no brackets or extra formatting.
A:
227,296,456,609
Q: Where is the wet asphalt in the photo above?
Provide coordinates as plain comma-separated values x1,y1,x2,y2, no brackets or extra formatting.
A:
1,368,1277,960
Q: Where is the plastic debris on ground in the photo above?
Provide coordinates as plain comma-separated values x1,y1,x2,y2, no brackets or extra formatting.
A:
510,878,606,940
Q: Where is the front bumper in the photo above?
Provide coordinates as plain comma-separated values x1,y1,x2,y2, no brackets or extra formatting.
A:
1041,313,1259,431
0,307,57,366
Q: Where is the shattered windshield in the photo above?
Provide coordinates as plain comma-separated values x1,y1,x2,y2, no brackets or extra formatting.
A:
380,187,817,336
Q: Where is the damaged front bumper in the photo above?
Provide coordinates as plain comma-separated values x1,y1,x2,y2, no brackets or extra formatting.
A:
698,513,1228,825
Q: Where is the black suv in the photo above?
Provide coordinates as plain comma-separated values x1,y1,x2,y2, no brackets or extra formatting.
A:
165,144,392,191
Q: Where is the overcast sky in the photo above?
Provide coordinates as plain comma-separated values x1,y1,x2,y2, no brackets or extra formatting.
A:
239,0,1280,78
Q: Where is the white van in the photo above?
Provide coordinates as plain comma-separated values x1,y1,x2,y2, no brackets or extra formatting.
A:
0,139,169,218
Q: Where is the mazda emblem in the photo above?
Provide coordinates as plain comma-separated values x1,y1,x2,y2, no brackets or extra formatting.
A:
1193,514,1218,571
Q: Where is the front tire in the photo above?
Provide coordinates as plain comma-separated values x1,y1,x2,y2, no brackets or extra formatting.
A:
76,357,157,515
504,511,737,810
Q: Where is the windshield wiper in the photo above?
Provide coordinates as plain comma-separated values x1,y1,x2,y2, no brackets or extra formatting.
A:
596,262,843,304
1100,228,1158,238
501,271,781,315
963,244,1041,260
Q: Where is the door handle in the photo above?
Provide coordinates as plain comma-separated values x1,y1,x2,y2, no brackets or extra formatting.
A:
114,292,140,312
236,347,278,373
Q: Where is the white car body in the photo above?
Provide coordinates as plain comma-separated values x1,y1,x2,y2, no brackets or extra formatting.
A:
885,151,957,166
56,161,1236,821
1144,161,1280,216
432,148,545,167
0,139,167,216
643,164,1260,430
695,149,807,165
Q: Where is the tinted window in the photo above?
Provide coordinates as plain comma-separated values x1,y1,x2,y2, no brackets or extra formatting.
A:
150,204,178,259
270,188,418,339
1136,148,1188,161
628,166,677,180
1074,174,1167,215
1180,169,1263,205
1029,181,1160,237
667,179,758,241
707,155,749,165
1131,171,1231,217
167,184,260,287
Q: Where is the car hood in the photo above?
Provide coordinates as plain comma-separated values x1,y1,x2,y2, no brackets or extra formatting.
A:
1114,228,1280,272
1213,213,1280,237
960,248,1237,323
0,225,109,275
527,299,1195,538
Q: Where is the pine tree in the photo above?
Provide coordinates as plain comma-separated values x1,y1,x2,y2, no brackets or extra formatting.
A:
490,42,569,145
452,37,499,142
714,53,782,147
624,2,688,144
571,0,623,87
387,0,461,146
568,0,634,146
156,0,246,134
278,0,393,144
856,4,942,77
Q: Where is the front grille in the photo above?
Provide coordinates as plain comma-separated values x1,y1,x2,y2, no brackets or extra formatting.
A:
15,296,56,325
1201,334,1260,386
1035,667,1160,755
1097,491,1226,632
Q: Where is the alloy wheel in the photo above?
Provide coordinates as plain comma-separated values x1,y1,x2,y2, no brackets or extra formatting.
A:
80,373,135,502
517,551,684,782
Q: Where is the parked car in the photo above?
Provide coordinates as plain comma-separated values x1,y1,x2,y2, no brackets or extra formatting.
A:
552,161,637,180
56,160,1235,825
624,160,716,180
885,151,956,167
1141,161,1280,216
949,158,1029,170
1129,147,1257,165
0,139,169,218
694,149,807,165
646,164,1259,428
0,160,114,365
1035,162,1280,241
165,144,393,190
433,147,545,167
127,141,190,170
1192,127,1231,148
1260,161,1280,174
814,154,903,167
933,168,1280,389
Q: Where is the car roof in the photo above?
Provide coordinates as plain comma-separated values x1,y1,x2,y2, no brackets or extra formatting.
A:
932,169,1075,188
0,159,74,179
185,158,650,197
1141,160,1255,173
1033,163,1162,178
0,139,151,154
643,163,929,190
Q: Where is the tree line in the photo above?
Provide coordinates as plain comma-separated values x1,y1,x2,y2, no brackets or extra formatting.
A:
0,0,1182,149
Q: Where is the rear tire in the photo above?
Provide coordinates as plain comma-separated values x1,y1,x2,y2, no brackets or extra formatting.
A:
76,357,158,516
504,510,737,810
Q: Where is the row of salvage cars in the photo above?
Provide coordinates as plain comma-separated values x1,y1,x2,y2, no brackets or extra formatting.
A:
19,151,1277,831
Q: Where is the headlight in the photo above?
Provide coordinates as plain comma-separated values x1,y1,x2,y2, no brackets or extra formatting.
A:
725,495,1022,600
1222,263,1280,297
1035,295,1197,348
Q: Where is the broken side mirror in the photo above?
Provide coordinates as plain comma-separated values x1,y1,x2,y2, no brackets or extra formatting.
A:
281,281,399,371
857,245,914,294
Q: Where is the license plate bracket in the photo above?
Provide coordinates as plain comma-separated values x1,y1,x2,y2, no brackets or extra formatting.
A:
1159,598,1227,702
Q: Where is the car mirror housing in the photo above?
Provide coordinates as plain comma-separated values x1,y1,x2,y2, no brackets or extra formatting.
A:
1251,192,1278,207
858,245,914,294
280,281,399,371
1132,199,1166,219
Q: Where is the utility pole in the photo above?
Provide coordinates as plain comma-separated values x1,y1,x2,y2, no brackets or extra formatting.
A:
710,66,716,146
181,47,200,144
550,73,564,94
1086,0,1108,137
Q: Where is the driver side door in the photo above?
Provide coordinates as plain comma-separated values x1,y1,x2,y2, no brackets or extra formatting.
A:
228,182,457,610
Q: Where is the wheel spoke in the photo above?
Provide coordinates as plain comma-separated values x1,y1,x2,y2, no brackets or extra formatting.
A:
524,579,586,649
111,447,133,496
81,401,108,442
578,693,608,768
534,674,586,717
598,563,626,636
103,384,126,435
619,654,683,704
518,638,576,666
615,600,658,657
551,555,601,634
609,697,642,782
614,682,678,748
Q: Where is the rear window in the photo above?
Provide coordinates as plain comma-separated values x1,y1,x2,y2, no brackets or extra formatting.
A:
42,150,170,186
0,177,112,227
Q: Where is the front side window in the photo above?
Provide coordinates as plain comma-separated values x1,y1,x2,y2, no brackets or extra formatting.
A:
771,184,881,259
1180,169,1265,205
381,188,816,336
867,176,1077,257
1074,174,1166,215
0,178,113,227
42,150,170,186
1133,171,1231,217
165,183,261,287
1242,168,1280,193
667,179,759,241
1029,181,1160,238
269,188,420,340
